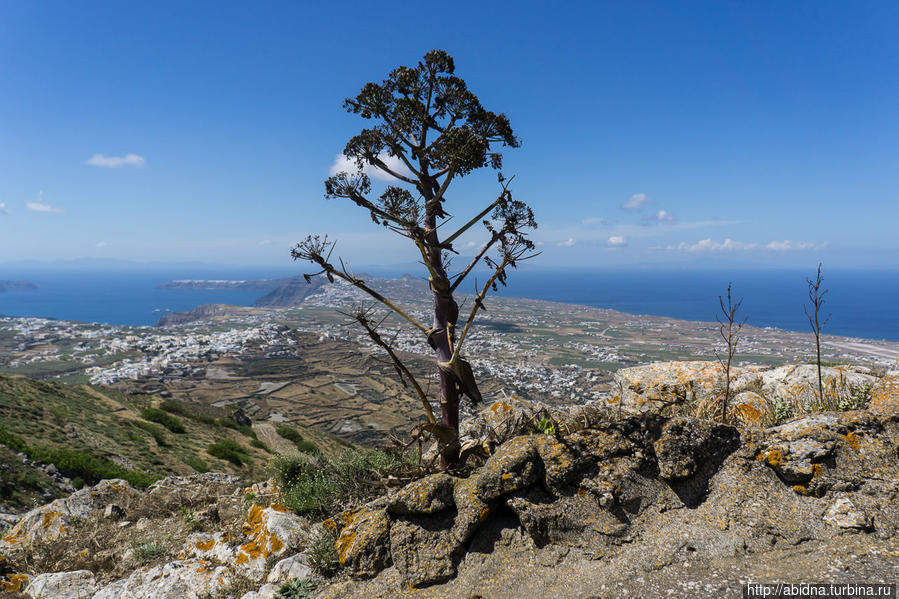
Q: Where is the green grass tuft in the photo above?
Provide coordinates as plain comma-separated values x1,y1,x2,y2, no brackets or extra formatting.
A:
140,408,186,434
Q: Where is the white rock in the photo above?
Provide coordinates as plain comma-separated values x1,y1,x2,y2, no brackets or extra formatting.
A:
92,560,231,599
1,479,136,550
266,554,312,584
234,505,309,581
823,497,871,530
23,570,97,599
240,583,280,599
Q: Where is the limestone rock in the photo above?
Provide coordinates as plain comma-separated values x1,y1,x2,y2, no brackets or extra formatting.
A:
759,365,877,411
235,504,308,580
0,479,137,550
823,497,871,530
475,435,539,502
240,583,280,599
336,507,391,578
386,474,455,515
389,513,458,587
613,361,754,413
92,560,231,599
23,570,97,599
868,375,899,417
266,553,312,584
653,417,740,480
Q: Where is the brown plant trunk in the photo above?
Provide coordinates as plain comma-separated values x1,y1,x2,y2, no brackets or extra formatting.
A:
423,187,461,469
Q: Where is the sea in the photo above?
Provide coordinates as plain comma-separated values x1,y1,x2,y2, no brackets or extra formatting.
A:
0,267,897,342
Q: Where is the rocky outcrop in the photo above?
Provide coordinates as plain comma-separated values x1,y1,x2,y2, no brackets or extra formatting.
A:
612,361,879,422
322,398,899,593
0,479,139,550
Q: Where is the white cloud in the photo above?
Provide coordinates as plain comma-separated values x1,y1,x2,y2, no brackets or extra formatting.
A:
654,209,675,224
663,238,759,252
607,236,627,247
0,202,7,214
557,238,576,247
329,153,412,182
621,193,651,210
95,241,109,248
656,238,822,252
258,239,273,246
465,240,477,248
86,153,146,168
26,192,63,213
581,217,608,227
766,240,820,251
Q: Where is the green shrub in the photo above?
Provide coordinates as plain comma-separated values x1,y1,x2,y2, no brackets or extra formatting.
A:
271,448,415,516
131,540,166,562
276,425,321,456
250,439,271,453
218,419,257,438
131,420,170,447
141,408,186,434
0,424,158,488
306,528,339,577
207,439,248,466
276,577,318,599
275,425,304,444
839,382,871,411
183,455,210,473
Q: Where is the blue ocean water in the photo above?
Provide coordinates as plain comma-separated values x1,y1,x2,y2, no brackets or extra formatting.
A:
0,267,897,341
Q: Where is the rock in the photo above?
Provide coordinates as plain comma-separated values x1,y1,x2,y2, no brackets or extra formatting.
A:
234,504,309,580
92,560,231,599
336,508,391,578
823,497,871,530
475,436,540,502
103,504,125,520
730,391,769,425
240,583,280,599
759,365,877,411
178,531,235,563
0,513,20,527
386,473,455,515
530,434,582,492
653,417,740,480
266,553,312,584
1,479,137,550
613,361,753,413
389,513,458,587
23,570,97,599
868,375,899,417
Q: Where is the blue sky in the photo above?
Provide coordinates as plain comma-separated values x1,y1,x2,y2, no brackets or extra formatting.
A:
1,1,897,270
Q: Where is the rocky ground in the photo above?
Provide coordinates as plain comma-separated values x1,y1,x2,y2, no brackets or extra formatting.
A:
1,363,898,598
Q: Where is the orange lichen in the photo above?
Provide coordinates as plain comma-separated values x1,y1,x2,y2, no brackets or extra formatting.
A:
792,485,810,496
577,488,587,497
843,432,861,451
41,510,61,528
812,464,824,478
0,574,29,592
764,449,784,468
196,538,215,551
489,400,512,414
337,529,356,564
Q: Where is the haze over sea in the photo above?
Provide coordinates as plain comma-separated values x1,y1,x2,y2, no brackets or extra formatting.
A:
1,267,897,343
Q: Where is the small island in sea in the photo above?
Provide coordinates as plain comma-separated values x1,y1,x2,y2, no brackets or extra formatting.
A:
0,281,37,293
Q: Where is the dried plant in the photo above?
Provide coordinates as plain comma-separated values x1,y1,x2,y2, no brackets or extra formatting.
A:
292,51,538,468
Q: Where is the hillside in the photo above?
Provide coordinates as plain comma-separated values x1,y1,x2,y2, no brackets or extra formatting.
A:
0,367,897,598
0,374,347,513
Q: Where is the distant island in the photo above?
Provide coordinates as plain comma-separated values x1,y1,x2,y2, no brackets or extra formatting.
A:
0,280,37,293
156,278,292,291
